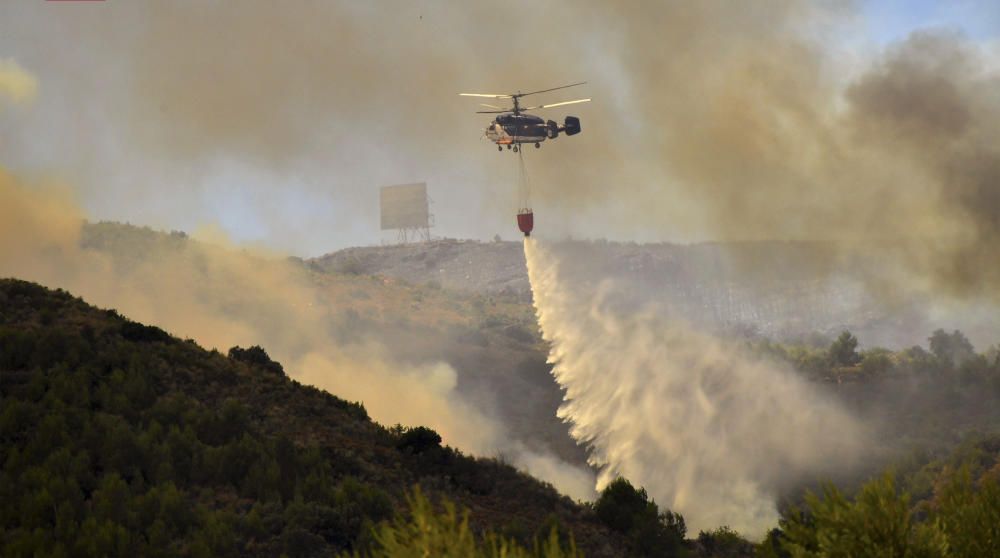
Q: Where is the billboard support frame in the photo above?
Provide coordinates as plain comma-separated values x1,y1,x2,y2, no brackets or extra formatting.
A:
380,183,433,244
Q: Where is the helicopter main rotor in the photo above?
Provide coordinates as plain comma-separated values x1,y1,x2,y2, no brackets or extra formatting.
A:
460,82,590,115
461,83,592,238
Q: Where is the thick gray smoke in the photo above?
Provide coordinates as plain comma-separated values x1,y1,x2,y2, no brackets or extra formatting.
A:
568,4,1000,300
525,238,867,536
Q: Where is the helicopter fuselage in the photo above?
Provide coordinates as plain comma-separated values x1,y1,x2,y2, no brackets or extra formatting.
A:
462,82,587,150
486,113,547,145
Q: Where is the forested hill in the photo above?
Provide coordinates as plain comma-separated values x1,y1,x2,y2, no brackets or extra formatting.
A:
0,278,622,557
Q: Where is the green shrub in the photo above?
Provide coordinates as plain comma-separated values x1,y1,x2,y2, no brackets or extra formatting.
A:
593,477,686,557
828,330,861,367
395,426,442,455
777,472,947,557
932,468,1000,558
860,348,894,376
227,345,285,376
695,525,752,557
120,320,173,344
351,487,580,558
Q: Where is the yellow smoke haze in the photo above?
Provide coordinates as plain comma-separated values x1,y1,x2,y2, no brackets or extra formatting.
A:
0,58,37,106
0,167,596,499
0,166,458,434
0,170,81,277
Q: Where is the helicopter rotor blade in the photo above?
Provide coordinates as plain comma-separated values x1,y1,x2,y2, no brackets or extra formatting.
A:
514,82,587,98
522,98,591,110
460,93,512,98
479,103,505,110
475,110,507,114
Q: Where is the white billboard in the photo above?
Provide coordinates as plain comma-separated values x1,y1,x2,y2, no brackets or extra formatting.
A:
380,183,429,230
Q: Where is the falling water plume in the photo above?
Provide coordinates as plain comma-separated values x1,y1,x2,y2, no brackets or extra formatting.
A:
523,237,868,536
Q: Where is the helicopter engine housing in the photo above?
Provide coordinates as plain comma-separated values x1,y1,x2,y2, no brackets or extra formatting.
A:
546,120,560,139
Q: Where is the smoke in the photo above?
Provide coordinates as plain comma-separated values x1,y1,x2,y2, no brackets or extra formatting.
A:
0,1,573,250
0,58,36,106
4,1,999,297
524,238,867,536
0,166,593,499
840,33,1000,297
557,2,1000,300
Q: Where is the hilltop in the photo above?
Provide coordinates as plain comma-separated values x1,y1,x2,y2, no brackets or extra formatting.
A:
312,239,531,299
310,238,961,348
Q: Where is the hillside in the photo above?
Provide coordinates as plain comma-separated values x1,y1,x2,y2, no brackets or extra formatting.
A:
5,278,1000,557
76,224,1000,471
6,219,1000,556
0,278,622,557
73,223,1000,470
79,221,584,469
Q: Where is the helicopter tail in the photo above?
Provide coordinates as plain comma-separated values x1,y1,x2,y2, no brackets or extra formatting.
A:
548,116,582,138
562,116,581,136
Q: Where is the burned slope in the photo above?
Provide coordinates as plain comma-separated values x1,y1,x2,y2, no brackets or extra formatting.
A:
312,239,979,347
0,279,620,557
312,239,531,298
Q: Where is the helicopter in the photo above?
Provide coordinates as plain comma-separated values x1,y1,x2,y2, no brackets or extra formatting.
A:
460,82,590,152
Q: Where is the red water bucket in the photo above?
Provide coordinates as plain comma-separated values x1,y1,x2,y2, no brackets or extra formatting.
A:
517,211,534,237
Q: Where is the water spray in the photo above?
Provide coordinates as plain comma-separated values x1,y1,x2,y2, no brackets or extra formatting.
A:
523,237,867,537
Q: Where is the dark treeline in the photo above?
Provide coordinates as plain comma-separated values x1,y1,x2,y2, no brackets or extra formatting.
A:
747,328,1000,445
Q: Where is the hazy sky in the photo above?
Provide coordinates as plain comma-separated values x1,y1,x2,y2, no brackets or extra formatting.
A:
1,1,998,257
862,0,1000,43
